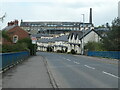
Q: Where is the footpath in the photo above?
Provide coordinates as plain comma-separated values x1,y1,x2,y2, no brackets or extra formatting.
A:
2,53,54,88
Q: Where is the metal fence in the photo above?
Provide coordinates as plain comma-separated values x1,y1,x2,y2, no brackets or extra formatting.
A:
0,51,29,70
87,51,120,59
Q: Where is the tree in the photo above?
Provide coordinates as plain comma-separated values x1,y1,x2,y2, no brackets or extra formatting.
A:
84,41,105,51
2,30,11,42
102,17,120,51
18,38,36,55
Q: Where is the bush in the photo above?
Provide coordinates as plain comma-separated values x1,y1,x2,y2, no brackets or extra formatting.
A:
84,41,105,51
71,49,76,54
57,50,62,53
2,37,36,55
18,38,36,55
57,49,66,53
47,47,53,52
2,43,28,53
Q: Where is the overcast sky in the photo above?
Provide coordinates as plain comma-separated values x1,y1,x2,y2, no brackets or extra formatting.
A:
0,0,119,29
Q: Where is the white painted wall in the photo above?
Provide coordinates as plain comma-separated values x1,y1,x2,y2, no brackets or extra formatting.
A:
83,31,101,43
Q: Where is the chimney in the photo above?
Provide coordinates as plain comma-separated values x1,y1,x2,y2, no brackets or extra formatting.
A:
7,20,19,26
14,20,18,25
89,8,92,24
8,22,10,26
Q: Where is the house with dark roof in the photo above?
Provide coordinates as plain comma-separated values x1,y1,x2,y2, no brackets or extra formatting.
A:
68,29,101,54
37,34,68,52
53,35,68,52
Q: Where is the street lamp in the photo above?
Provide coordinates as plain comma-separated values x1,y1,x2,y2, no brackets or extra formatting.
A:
81,14,85,55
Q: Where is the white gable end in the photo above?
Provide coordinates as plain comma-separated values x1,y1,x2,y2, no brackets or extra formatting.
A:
83,30,101,43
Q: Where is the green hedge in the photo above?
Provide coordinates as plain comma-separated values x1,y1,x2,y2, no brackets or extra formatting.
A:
2,38,37,55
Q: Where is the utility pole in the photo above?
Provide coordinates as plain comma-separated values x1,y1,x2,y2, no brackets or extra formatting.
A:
81,14,85,55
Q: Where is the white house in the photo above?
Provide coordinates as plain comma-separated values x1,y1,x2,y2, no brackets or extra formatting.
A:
53,35,68,52
68,29,101,54
37,34,68,52
37,39,49,51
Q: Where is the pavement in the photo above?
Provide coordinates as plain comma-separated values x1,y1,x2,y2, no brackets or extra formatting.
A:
38,52,119,88
2,54,53,88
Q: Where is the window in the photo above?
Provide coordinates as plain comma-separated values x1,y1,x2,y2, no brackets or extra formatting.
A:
13,35,18,43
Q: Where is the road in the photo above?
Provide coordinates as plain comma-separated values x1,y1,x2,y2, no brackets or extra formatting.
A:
38,52,119,88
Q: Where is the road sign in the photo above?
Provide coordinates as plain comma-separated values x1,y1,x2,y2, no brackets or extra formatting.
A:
31,37,37,44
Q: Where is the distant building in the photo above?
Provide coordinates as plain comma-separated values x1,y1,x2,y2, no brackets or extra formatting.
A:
20,8,94,35
118,1,120,18
20,21,94,35
37,34,68,52
2,20,30,44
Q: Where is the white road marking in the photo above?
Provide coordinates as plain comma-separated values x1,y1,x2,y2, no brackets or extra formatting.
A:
102,71,119,79
73,61,80,64
84,65,95,69
0,71,3,74
67,59,71,61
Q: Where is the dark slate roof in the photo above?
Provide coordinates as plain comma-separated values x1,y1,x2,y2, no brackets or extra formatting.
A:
37,35,68,43
68,29,101,40
2,25,16,31
79,29,102,40
53,35,68,42
68,31,83,40
20,21,93,27
32,34,53,38
37,38,52,43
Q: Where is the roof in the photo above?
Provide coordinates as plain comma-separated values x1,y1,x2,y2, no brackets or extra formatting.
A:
2,25,16,31
37,35,68,43
53,35,68,42
32,34,53,38
68,29,101,40
79,29,102,40
20,21,93,27
68,31,83,40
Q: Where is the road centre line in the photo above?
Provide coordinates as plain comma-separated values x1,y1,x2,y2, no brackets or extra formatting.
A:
73,61,80,64
67,59,71,61
0,71,3,74
102,71,119,79
84,65,95,69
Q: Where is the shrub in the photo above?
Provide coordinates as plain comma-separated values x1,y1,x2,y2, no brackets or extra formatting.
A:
57,50,62,53
47,47,53,52
71,49,76,54
2,43,28,53
84,41,105,51
2,37,36,55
